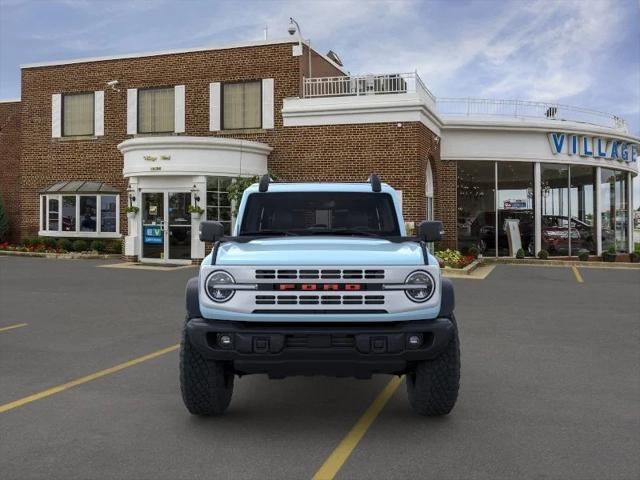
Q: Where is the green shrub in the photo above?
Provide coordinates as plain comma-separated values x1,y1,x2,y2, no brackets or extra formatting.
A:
578,250,589,261
72,239,88,252
41,237,57,249
435,249,462,267
516,248,525,259
58,238,73,252
607,245,617,254
90,240,106,252
468,246,479,258
537,249,549,260
105,239,121,254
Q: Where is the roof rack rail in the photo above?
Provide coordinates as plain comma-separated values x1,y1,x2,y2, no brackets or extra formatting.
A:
368,174,381,192
258,174,271,192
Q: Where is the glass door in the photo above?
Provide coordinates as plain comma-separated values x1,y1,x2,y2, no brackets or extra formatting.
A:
141,192,165,260
141,192,192,263
167,192,191,261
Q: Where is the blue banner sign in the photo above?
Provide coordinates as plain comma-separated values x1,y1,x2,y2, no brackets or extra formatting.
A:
143,226,163,245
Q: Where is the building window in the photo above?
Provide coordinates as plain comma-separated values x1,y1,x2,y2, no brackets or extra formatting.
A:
601,168,629,253
222,81,261,129
138,87,175,133
497,162,534,256
40,192,120,237
457,161,496,256
206,177,233,235
62,92,94,136
425,161,434,221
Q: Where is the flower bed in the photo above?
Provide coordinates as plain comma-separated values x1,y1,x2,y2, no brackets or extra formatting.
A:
435,249,476,269
0,237,121,255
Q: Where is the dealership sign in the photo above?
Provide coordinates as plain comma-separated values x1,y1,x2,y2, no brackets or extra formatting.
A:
548,133,638,163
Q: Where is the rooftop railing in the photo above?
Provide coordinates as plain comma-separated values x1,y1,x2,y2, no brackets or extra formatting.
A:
301,73,628,132
303,72,436,101
435,97,627,131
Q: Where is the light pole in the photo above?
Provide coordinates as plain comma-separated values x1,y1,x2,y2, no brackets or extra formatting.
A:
288,17,312,91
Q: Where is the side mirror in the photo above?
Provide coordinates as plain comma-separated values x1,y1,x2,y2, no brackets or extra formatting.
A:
418,221,444,242
199,221,225,242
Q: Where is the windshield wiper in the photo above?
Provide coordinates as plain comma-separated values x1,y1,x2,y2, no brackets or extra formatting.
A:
238,230,300,237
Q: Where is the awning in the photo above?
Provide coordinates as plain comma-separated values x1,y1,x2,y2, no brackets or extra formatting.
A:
40,181,120,194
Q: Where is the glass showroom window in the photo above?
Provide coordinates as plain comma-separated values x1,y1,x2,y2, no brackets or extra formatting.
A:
601,169,630,253
40,194,119,236
138,87,175,133
206,177,233,235
457,161,496,256
569,166,596,255
497,162,534,256
541,164,569,256
62,92,94,136
425,161,434,221
222,81,261,129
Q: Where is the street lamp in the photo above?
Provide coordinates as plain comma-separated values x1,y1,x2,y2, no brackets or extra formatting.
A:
288,17,312,80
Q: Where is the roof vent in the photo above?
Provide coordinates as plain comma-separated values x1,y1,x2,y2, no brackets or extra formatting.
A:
258,174,271,192
368,174,381,192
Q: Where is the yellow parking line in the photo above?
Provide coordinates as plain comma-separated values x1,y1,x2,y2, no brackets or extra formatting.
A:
571,266,584,283
0,323,28,333
0,344,179,414
312,376,404,480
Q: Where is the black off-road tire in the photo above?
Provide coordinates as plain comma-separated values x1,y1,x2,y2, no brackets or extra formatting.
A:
180,321,234,415
406,315,460,416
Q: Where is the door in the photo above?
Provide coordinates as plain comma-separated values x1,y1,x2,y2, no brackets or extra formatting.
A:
141,192,191,263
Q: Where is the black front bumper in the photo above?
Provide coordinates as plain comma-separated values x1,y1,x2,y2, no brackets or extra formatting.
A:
186,318,455,378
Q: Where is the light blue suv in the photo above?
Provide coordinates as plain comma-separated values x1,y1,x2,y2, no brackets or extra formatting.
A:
181,175,460,416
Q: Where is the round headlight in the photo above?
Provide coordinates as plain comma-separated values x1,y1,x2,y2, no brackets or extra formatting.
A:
205,270,235,303
404,270,435,303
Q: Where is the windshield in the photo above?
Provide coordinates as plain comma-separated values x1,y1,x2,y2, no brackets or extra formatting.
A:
239,192,400,237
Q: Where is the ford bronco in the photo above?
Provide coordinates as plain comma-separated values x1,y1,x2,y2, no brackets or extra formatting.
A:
180,175,460,416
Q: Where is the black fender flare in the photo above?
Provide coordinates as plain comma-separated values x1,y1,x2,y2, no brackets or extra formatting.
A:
438,278,455,318
185,277,201,319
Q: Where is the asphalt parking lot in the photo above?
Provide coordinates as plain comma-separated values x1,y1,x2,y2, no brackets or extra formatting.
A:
1,257,639,480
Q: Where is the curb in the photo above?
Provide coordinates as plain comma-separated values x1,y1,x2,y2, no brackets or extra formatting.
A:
0,250,120,260
442,259,484,275
484,257,640,269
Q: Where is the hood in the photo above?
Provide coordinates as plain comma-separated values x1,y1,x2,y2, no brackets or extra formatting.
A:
214,237,425,266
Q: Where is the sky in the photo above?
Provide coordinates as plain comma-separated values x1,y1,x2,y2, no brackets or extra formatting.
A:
0,0,639,202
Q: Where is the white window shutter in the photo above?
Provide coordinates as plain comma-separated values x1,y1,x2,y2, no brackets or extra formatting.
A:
174,85,185,133
209,82,221,131
94,91,104,136
51,94,61,138
127,88,137,135
262,78,274,129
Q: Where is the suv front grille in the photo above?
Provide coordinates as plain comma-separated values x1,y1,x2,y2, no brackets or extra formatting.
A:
255,269,385,280
255,294,385,306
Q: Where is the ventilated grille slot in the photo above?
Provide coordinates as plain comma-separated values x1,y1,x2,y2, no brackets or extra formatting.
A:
254,294,384,306
285,334,356,348
254,269,385,280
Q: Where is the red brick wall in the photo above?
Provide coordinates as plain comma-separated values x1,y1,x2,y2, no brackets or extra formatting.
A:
18,41,452,248
0,101,21,242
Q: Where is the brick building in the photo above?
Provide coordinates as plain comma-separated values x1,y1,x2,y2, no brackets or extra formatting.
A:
0,38,637,262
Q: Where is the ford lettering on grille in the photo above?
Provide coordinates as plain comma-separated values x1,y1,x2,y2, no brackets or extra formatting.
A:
276,283,363,291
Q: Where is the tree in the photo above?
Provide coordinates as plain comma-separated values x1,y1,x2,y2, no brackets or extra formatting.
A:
0,193,9,242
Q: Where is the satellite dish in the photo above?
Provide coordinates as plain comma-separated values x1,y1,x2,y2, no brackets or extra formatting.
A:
326,50,343,67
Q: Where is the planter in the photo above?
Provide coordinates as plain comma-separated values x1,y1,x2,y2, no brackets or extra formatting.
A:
190,212,202,220
602,253,617,262
629,252,640,263
127,212,137,221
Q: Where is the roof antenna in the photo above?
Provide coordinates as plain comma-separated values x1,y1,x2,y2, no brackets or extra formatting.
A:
263,25,268,40
368,174,381,192
259,174,271,192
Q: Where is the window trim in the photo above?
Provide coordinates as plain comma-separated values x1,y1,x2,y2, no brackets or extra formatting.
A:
136,86,176,134
221,80,263,130
61,91,95,137
39,193,121,238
